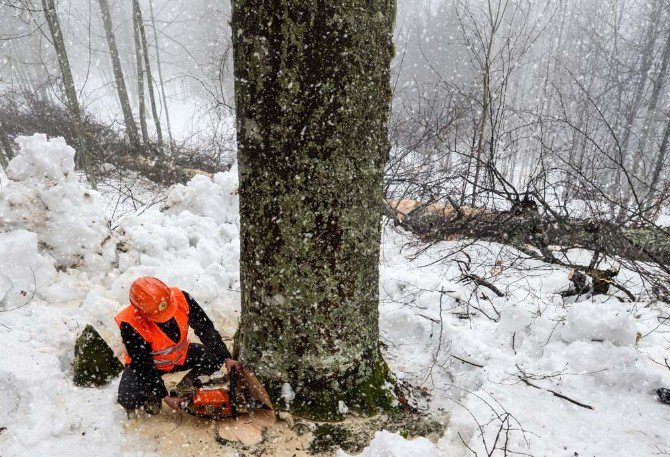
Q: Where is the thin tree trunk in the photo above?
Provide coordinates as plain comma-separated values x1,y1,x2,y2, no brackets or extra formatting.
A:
147,0,174,147
614,0,661,199
471,72,489,207
96,0,140,151
134,0,164,152
470,18,495,207
132,1,149,146
233,0,397,420
41,0,95,186
647,113,670,207
636,29,670,174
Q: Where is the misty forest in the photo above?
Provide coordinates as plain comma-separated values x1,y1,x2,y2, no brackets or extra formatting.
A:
1,0,670,456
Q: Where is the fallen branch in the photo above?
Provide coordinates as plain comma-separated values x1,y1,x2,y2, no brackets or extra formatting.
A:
460,273,505,297
519,376,594,410
608,280,637,302
451,354,484,368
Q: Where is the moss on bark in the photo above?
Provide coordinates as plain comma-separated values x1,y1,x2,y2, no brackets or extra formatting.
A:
232,0,396,420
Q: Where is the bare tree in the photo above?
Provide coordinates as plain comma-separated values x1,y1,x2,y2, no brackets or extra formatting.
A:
132,0,149,146
41,0,94,182
96,0,141,151
133,0,164,152
146,0,174,147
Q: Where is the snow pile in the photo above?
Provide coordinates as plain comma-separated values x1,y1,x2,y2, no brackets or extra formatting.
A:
338,431,439,457
6,134,75,182
0,134,113,271
379,226,670,457
163,168,239,226
0,135,242,456
0,230,56,308
560,300,638,346
2,135,670,456
109,168,240,328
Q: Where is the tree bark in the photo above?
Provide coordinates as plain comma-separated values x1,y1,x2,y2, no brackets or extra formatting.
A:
134,0,164,152
96,0,141,150
232,0,396,420
41,0,95,185
132,1,149,146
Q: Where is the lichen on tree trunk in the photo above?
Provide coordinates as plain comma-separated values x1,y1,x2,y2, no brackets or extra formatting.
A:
231,0,396,420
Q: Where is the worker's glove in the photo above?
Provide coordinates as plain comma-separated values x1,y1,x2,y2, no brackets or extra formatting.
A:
164,396,187,411
224,358,242,373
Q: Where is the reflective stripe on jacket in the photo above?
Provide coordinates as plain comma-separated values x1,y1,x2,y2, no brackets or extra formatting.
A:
115,288,190,372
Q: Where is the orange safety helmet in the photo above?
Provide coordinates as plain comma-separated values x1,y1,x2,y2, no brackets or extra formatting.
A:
129,277,177,322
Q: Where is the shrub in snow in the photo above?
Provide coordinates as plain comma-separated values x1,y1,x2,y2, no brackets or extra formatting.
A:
560,301,637,346
0,229,56,308
0,134,113,271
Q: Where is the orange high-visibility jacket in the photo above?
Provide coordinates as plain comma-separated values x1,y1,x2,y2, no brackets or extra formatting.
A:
115,288,190,371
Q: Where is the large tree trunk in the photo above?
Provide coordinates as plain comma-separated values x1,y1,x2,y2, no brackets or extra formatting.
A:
232,0,396,420
41,0,94,185
96,0,140,150
134,0,164,152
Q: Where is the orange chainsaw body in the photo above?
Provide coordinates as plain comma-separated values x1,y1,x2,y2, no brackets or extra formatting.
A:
189,388,234,418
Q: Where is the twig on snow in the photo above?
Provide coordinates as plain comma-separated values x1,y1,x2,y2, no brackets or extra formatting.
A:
451,354,485,368
518,376,594,410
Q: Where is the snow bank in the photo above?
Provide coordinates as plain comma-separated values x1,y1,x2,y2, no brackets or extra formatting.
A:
110,168,240,329
337,431,439,457
0,135,242,456
0,134,113,271
0,229,56,308
560,300,638,346
6,134,75,183
163,167,239,226
379,225,670,456
2,134,669,456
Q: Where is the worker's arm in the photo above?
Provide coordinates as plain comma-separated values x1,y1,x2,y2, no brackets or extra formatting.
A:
120,322,168,398
183,292,233,365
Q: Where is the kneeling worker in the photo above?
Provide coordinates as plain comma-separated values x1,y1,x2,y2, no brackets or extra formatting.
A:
116,276,239,414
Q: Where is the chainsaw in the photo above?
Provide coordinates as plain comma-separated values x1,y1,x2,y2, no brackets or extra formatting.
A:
170,366,273,420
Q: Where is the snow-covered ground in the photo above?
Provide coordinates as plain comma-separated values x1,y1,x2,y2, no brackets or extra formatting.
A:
1,135,669,456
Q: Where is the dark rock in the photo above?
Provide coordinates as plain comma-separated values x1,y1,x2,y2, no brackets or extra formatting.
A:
73,325,123,387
